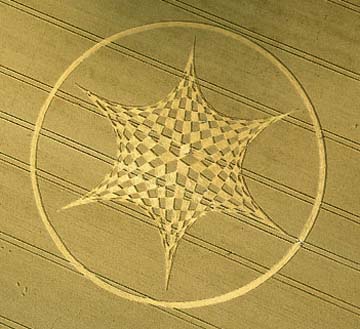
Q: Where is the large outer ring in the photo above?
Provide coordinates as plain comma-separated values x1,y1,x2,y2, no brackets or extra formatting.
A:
30,22,326,309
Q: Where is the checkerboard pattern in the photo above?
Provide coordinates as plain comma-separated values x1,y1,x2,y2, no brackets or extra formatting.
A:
64,44,288,288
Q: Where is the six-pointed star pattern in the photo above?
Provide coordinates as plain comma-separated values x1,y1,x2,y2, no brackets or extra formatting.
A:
63,43,289,289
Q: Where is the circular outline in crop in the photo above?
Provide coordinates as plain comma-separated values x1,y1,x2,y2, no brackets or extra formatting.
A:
30,21,326,309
